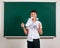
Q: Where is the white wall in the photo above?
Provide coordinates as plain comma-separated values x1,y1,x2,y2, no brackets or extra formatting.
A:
0,0,60,48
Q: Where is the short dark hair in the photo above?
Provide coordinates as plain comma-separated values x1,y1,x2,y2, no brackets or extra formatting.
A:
30,10,37,14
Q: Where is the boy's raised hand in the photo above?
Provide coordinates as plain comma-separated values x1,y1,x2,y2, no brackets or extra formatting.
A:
21,23,25,28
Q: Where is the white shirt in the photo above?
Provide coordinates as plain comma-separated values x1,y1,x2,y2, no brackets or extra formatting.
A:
25,18,42,41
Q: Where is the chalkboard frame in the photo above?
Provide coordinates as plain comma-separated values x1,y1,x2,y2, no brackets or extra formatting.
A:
4,2,56,39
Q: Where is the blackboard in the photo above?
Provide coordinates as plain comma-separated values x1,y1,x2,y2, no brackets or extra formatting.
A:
4,2,56,38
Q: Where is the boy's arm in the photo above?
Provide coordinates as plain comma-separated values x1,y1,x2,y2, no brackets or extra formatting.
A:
38,23,43,35
23,27,28,35
21,23,28,35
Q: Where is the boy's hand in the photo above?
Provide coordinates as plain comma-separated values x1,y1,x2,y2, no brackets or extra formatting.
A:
21,23,25,28
21,23,28,35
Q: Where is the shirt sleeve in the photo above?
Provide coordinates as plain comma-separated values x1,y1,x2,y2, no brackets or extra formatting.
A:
39,21,42,28
25,18,33,27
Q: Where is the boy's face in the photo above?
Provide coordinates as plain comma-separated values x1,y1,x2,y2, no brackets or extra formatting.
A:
30,12,37,19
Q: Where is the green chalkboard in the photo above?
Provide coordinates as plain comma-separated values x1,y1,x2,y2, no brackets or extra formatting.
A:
4,2,56,37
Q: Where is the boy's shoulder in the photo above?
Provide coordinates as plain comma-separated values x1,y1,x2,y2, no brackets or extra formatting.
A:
36,20,41,24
